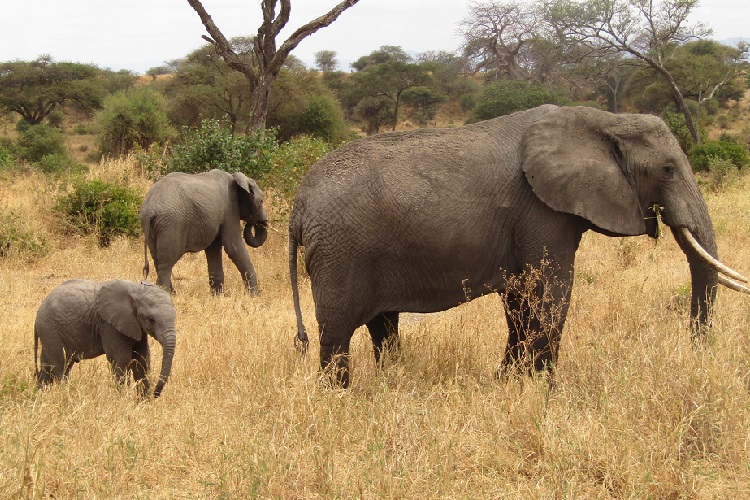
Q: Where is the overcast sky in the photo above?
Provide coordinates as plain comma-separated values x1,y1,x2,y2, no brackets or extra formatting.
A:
1,0,747,74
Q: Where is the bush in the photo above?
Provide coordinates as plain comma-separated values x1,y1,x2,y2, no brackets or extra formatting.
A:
298,95,353,144
149,120,278,180
37,153,86,176
0,143,14,169
698,156,740,193
15,124,67,163
96,87,173,158
265,135,333,200
688,134,750,172
55,179,142,247
467,80,571,123
0,209,48,260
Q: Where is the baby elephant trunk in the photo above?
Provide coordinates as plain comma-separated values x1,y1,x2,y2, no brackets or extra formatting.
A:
244,206,269,248
153,328,176,398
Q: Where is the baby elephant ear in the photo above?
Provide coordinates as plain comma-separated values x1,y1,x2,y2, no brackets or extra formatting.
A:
97,280,142,341
521,106,646,236
232,172,261,197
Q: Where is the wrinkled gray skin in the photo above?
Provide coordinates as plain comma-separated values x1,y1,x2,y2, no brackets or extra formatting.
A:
140,169,268,294
34,279,177,398
290,104,728,388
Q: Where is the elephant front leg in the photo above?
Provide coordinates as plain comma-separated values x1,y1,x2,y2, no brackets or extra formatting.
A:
224,240,259,294
130,338,151,397
366,311,400,365
499,280,571,376
205,235,225,294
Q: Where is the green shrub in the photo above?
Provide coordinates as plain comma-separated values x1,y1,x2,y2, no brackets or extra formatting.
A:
46,110,65,129
0,143,14,168
698,156,740,193
298,95,353,144
265,135,333,199
37,153,86,176
0,210,48,260
55,179,142,247
467,80,571,123
16,124,66,163
153,119,278,180
688,134,750,172
96,87,173,158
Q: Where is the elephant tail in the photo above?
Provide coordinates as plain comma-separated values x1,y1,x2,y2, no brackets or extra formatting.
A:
142,218,151,280
33,323,39,380
289,227,309,354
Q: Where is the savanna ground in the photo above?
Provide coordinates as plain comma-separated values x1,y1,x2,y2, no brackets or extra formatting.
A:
2,153,750,498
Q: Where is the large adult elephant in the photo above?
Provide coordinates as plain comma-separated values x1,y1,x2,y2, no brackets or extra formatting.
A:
289,104,750,388
140,169,268,294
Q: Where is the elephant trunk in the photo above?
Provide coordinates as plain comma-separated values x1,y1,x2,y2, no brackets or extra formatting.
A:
153,328,176,398
671,223,719,338
244,206,268,248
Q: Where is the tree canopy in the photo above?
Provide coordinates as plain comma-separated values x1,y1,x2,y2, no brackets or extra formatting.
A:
0,56,106,125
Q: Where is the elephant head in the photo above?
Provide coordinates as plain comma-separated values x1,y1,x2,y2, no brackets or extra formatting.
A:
97,280,177,397
521,106,748,334
233,172,268,248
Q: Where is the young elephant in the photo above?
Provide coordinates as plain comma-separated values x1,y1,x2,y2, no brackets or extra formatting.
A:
140,169,268,294
34,279,177,398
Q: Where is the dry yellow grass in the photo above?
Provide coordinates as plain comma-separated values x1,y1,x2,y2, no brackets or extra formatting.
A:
2,158,750,498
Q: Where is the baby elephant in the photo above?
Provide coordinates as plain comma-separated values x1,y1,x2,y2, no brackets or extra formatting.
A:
140,169,268,294
34,279,177,398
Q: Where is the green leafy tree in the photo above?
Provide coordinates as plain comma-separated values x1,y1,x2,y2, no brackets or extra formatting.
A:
165,39,254,134
351,45,412,71
315,50,338,72
267,68,351,143
353,55,433,131
96,87,173,158
0,56,105,125
467,79,570,123
548,0,746,144
401,86,447,126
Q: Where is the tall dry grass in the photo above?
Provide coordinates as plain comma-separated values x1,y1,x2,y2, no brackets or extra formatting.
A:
1,158,750,498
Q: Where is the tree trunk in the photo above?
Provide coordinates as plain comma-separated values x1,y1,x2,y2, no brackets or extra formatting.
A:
247,79,273,133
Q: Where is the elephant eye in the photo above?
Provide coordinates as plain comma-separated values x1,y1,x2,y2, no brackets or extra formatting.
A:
662,164,675,178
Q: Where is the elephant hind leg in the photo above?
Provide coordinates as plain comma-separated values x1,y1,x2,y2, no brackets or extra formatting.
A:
205,235,225,294
318,314,357,388
37,344,71,388
366,311,400,365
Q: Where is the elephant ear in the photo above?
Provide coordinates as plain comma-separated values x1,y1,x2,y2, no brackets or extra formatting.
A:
97,280,143,341
232,172,261,198
521,106,646,236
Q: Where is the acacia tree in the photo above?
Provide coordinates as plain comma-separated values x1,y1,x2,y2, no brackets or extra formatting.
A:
547,0,745,144
186,0,360,132
0,56,105,125
352,52,433,132
314,50,338,72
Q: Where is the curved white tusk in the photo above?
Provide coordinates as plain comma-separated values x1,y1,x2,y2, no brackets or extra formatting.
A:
678,227,748,283
718,275,750,295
